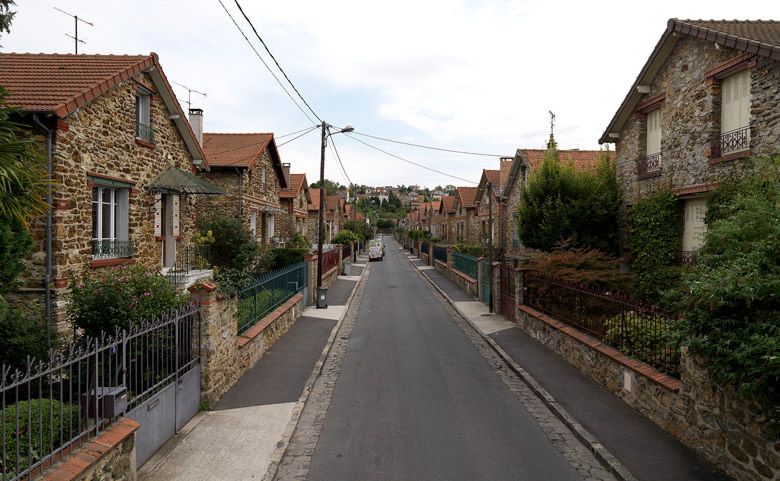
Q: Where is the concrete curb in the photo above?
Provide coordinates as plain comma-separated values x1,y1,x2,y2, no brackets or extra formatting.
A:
402,250,638,481
262,256,370,481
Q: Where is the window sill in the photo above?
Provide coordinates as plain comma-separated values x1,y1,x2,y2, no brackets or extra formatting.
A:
709,149,751,165
90,257,135,268
135,138,156,149
637,170,661,180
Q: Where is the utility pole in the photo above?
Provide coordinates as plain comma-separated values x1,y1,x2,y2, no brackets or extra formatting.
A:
54,7,93,54
488,181,494,313
317,121,327,308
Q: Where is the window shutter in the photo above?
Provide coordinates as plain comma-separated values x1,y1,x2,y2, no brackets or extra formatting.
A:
172,195,180,237
646,109,661,155
154,193,162,237
737,69,751,128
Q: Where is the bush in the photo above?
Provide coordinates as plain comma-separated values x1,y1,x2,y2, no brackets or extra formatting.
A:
0,302,51,370
628,190,682,303
2,399,80,476
344,220,373,242
197,217,259,271
288,232,311,249
68,265,188,337
671,156,780,421
454,243,486,257
519,148,620,254
331,230,359,245
604,312,678,370
213,268,253,296
270,248,307,270
408,229,430,240
376,218,395,229
527,242,630,291
0,217,33,295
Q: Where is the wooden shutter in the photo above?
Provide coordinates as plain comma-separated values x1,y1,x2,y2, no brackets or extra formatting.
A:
646,109,661,155
682,198,707,252
172,195,180,237
154,193,162,237
721,70,750,133
737,69,751,129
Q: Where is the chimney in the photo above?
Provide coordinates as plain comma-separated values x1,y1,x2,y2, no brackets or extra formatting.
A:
188,108,203,146
282,163,291,189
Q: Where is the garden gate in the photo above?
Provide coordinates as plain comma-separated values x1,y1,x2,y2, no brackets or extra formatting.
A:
499,265,517,321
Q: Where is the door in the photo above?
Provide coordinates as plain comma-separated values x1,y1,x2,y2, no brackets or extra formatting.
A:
162,194,176,267
499,265,516,322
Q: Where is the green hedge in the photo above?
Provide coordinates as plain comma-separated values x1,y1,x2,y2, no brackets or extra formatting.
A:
270,248,308,270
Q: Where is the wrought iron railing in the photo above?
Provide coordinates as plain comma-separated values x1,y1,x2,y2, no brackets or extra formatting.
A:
166,245,212,286
0,305,200,481
712,126,750,158
237,262,307,334
91,240,133,259
522,272,679,375
637,152,662,176
136,122,154,143
453,252,479,279
433,245,448,263
676,250,697,266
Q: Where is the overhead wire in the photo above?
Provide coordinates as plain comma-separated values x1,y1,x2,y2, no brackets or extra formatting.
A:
215,0,317,125
277,126,320,147
328,135,352,186
232,0,322,123
351,130,507,157
343,133,478,185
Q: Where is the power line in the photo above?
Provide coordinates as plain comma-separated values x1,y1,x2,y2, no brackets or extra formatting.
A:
232,0,322,123
343,133,478,185
328,136,352,186
277,125,318,139
277,126,319,147
351,130,506,157
215,0,316,125
203,126,319,168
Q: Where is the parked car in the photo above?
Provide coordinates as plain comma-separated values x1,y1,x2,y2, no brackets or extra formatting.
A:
368,239,385,261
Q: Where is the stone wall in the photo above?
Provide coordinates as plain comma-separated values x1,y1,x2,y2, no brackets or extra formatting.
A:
614,37,780,254
515,305,779,481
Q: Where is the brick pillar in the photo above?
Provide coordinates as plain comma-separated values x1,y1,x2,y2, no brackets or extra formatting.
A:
428,243,434,266
477,257,486,302
304,253,317,305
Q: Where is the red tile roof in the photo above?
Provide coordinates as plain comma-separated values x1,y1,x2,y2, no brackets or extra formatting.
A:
519,149,612,172
0,53,154,116
457,187,478,208
440,195,456,213
677,19,780,51
485,169,501,186
280,173,308,199
202,133,273,168
308,188,321,211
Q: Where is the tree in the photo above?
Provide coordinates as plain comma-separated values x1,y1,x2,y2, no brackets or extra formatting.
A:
309,179,340,196
388,191,402,209
0,1,15,40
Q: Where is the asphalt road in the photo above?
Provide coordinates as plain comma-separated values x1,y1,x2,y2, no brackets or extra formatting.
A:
306,239,588,481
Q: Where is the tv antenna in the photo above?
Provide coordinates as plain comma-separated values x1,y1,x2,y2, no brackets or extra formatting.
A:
171,81,207,109
54,7,94,54
548,110,556,138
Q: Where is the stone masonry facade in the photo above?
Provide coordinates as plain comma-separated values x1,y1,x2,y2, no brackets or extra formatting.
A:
614,36,780,254
18,72,199,329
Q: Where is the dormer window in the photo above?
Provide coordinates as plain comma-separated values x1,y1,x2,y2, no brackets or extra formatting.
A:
717,69,751,157
135,88,153,143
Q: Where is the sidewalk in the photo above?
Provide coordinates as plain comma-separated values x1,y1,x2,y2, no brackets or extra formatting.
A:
404,250,732,481
139,257,368,481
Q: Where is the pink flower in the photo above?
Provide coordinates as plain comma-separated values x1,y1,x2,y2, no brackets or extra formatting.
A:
143,291,152,297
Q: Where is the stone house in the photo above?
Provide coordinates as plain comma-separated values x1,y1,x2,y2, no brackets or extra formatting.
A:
600,19,780,262
435,195,457,242
453,187,478,243
198,128,288,245
325,195,345,241
500,147,607,259
0,53,223,329
305,188,322,246
474,169,503,250
277,173,310,242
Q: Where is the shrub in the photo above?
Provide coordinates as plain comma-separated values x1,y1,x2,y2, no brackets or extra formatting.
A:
628,189,682,303
214,268,253,296
344,220,372,242
0,302,51,370
331,230,359,245
68,265,188,337
604,312,678,372
454,243,486,257
0,217,33,295
376,218,395,229
2,399,80,476
269,248,307,270
526,242,630,291
197,217,259,271
408,229,430,240
288,232,311,249
671,156,780,421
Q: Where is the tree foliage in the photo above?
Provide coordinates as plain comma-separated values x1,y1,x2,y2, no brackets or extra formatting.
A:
0,216,32,295
518,147,619,254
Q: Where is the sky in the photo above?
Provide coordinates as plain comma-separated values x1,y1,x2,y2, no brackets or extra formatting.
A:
3,1,775,188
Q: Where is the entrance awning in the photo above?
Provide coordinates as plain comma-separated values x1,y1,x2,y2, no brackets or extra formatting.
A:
148,167,225,195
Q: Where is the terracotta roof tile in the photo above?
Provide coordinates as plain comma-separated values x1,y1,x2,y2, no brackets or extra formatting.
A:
202,133,273,168
440,195,456,213
0,53,153,117
308,188,321,211
280,173,307,198
457,187,478,208
520,149,612,172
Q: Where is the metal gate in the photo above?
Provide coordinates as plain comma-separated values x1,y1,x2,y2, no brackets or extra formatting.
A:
125,306,201,467
499,265,517,322
480,259,491,306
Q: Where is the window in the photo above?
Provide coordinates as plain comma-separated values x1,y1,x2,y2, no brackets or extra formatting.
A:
646,109,661,155
92,186,130,259
135,89,153,142
682,198,707,254
267,214,275,240
250,210,257,238
719,69,751,156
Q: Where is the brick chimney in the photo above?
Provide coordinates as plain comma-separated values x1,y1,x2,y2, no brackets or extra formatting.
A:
188,108,203,146
282,163,291,189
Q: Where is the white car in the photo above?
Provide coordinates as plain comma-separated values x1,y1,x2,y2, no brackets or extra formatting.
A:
368,239,385,261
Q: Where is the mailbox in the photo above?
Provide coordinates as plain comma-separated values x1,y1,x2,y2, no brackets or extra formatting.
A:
82,386,128,418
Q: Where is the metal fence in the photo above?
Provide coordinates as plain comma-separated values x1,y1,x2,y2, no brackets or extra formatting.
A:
433,245,448,263
322,247,340,274
522,272,679,375
0,305,200,481
237,262,307,334
166,244,211,286
420,241,429,255
453,252,479,278
341,243,352,261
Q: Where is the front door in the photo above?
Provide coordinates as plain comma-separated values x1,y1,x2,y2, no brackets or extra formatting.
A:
161,194,176,267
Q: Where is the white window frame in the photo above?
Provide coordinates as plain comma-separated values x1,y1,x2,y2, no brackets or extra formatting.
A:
682,198,708,253
250,210,257,238
721,69,751,134
92,185,130,258
136,89,151,128
266,213,275,240
646,108,662,156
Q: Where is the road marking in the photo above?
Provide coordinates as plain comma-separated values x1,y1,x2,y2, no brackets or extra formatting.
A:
417,265,435,271
338,275,362,281
303,305,346,320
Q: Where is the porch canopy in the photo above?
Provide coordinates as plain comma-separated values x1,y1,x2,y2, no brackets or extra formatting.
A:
148,167,225,195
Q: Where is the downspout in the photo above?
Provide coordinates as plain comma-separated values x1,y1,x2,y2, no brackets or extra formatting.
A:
236,168,243,220
32,114,53,348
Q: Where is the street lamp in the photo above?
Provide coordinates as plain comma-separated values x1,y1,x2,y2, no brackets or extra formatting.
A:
317,122,354,308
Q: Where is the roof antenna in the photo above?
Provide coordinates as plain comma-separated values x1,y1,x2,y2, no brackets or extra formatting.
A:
171,81,207,110
54,7,94,54
547,110,557,149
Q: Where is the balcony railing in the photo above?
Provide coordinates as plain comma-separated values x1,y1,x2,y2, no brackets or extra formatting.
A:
166,244,212,286
136,122,154,143
637,152,662,177
676,250,697,266
712,126,750,158
92,239,133,259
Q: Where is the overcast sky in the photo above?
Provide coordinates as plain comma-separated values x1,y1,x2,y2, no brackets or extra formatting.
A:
3,1,774,188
